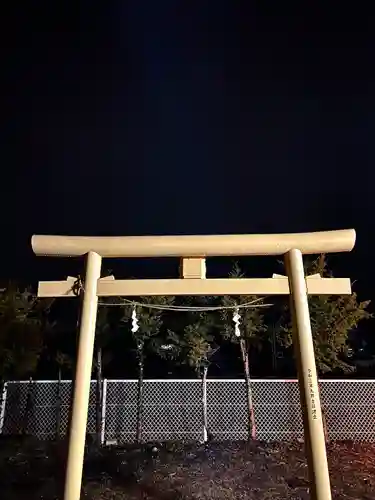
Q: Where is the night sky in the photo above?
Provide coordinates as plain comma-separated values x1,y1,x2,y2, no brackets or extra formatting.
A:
3,3,375,300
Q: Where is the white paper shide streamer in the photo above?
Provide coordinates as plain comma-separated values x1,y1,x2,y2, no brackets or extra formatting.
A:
233,307,241,337
131,306,139,333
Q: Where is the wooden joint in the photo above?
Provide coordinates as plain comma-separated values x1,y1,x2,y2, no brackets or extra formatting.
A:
180,257,206,279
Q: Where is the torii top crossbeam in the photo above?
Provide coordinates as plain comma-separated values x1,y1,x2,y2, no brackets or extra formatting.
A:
31,229,356,258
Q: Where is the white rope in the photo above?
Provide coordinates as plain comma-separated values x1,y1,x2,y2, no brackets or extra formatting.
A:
98,297,272,312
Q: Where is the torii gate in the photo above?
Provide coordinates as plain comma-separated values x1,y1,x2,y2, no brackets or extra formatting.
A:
32,229,356,500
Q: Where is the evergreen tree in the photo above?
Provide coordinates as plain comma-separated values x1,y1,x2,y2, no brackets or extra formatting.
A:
221,263,268,440
122,295,175,442
156,296,220,442
277,254,372,374
0,285,51,380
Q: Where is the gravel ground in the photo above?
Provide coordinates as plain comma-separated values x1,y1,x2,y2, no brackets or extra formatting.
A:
0,437,374,499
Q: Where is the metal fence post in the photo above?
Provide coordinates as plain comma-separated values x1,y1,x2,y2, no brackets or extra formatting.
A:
101,379,107,445
0,382,8,434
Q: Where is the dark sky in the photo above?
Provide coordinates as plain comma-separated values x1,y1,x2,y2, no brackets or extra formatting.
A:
2,3,375,298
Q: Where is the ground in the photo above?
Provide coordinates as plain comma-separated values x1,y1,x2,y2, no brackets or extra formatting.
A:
0,438,374,499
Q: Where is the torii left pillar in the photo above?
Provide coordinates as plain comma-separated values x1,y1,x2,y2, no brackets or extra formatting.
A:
64,251,102,500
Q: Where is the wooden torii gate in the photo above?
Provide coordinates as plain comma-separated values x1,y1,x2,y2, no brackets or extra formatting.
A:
32,229,356,500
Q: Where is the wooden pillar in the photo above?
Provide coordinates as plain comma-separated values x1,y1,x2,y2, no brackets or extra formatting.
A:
285,249,331,500
64,251,102,500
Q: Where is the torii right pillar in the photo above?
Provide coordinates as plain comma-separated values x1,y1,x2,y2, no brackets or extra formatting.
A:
285,249,331,500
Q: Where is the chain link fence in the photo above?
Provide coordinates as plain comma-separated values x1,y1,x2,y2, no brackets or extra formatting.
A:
0,379,374,442
0,380,97,439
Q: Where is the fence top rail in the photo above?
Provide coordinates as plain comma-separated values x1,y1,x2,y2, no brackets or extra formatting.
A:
5,378,375,384
31,229,356,258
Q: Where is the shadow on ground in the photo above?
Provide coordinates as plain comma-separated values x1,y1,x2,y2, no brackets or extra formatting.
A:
0,437,374,499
